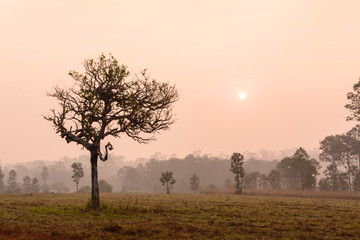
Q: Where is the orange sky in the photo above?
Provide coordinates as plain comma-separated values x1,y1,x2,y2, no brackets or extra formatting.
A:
1,1,360,164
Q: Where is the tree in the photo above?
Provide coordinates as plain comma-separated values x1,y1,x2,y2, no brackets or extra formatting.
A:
117,166,141,192
243,172,260,190
230,152,245,194
267,169,281,190
320,134,356,191
345,78,360,122
7,170,21,193
78,186,91,193
41,167,49,185
276,148,318,191
31,178,40,193
23,176,32,193
0,163,5,193
189,174,200,193
159,171,176,194
99,180,113,193
45,54,178,208
71,162,84,192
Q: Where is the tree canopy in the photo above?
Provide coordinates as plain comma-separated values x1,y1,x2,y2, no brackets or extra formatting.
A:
45,54,178,208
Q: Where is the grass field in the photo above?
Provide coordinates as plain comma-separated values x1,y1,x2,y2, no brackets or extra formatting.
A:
0,192,359,239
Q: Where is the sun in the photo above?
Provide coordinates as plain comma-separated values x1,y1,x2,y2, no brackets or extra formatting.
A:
238,92,247,100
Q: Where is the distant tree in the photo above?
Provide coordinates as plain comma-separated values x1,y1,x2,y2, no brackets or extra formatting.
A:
52,182,70,193
206,183,217,192
276,148,318,191
230,152,245,194
71,162,84,192
267,169,281,190
189,174,200,193
7,170,21,193
99,180,113,193
224,178,232,189
31,178,40,193
345,78,360,122
258,174,270,189
41,167,49,185
78,186,91,193
23,176,32,193
40,184,50,193
0,164,5,193
320,134,355,191
45,54,178,208
318,178,331,191
322,162,343,191
117,166,141,192
159,171,176,194
243,172,260,189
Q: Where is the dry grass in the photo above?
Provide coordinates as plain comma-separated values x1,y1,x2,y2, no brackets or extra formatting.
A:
0,192,359,239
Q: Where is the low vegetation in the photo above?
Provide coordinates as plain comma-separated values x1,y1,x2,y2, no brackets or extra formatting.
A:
0,192,359,239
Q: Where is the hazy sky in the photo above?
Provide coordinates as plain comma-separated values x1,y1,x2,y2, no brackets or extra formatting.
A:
1,1,360,164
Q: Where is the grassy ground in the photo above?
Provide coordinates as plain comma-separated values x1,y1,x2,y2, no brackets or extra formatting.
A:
0,193,359,239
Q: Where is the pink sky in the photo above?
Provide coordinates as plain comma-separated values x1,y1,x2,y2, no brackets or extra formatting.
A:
1,1,360,164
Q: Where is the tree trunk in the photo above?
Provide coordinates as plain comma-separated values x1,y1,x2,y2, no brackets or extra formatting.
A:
90,151,100,209
76,182,78,193
166,182,170,194
235,174,241,194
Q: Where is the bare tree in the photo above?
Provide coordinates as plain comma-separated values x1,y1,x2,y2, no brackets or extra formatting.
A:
45,54,178,208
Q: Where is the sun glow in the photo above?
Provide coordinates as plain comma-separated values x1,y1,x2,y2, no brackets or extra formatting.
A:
238,92,247,100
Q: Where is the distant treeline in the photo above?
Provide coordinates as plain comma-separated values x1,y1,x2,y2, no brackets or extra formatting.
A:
2,143,359,194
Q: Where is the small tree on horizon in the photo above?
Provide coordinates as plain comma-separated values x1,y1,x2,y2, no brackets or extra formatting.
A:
160,171,176,194
7,170,21,193
31,178,40,193
230,152,245,194
71,162,84,192
23,176,32,193
189,173,200,193
0,163,5,193
45,54,178,208
41,167,49,185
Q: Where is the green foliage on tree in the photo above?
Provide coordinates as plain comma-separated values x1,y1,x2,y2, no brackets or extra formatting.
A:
45,54,178,208
189,173,200,193
160,171,176,194
230,152,245,194
71,162,84,192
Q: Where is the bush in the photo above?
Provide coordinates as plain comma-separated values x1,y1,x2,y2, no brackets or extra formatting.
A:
99,180,113,193
78,186,90,193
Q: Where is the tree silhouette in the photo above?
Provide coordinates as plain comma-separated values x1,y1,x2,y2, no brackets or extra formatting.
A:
0,163,4,193
41,167,49,185
7,170,20,193
160,171,176,194
230,152,245,194
45,54,178,208
71,162,84,192
23,176,32,193
189,173,200,193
